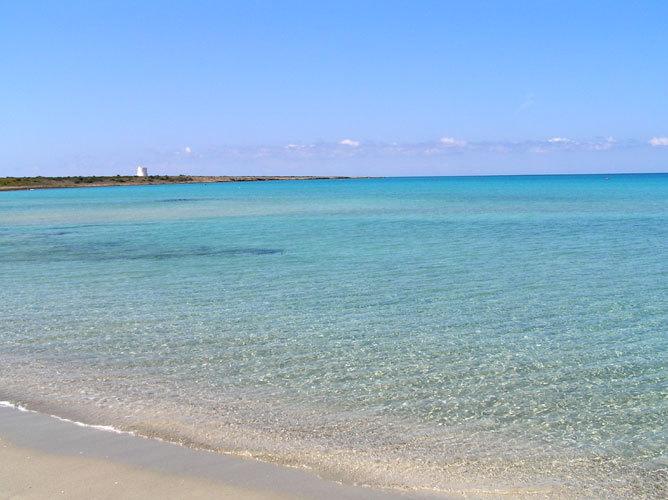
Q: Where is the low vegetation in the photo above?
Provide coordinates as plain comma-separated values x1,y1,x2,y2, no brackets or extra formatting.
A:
0,175,350,191
0,175,194,188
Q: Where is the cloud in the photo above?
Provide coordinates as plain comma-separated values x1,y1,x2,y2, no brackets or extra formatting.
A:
590,137,616,151
439,137,467,147
155,136,658,166
547,137,572,144
649,137,668,147
516,93,535,113
533,137,616,152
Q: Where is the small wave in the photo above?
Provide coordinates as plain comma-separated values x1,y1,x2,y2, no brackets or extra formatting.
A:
0,400,132,435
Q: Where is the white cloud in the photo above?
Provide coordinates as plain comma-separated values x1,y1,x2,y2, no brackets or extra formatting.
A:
547,137,572,144
543,137,615,151
423,147,441,156
439,137,467,147
161,135,642,165
590,137,615,151
649,137,668,147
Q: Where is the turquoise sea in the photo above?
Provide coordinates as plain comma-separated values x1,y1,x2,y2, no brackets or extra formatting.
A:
1,175,666,497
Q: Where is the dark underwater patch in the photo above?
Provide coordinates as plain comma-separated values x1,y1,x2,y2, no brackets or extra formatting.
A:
0,229,72,240
156,198,207,203
144,247,283,260
4,245,284,262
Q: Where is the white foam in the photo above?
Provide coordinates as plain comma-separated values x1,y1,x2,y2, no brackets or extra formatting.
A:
0,400,133,435
0,400,29,412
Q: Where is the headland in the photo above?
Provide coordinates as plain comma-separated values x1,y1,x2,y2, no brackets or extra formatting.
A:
0,175,353,191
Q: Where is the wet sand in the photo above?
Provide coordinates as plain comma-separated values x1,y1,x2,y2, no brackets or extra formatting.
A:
0,404,435,500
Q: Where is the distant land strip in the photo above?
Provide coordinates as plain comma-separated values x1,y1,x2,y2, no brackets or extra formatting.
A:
0,175,356,191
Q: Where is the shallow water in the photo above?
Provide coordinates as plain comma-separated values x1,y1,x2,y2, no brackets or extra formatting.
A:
1,176,666,497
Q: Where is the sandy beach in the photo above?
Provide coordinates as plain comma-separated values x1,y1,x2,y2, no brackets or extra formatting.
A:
1,441,282,500
0,404,433,500
3,2,667,498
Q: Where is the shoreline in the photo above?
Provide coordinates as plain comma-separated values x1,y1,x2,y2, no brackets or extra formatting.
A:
0,175,358,192
3,172,665,192
2,176,664,499
0,401,434,500
0,366,560,499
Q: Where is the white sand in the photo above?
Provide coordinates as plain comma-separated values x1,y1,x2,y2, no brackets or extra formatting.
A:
0,404,431,500
1,440,288,499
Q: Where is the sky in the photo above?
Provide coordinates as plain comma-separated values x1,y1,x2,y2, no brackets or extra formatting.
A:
1,1,667,177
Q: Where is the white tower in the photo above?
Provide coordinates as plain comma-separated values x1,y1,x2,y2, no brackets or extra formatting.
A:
136,166,148,177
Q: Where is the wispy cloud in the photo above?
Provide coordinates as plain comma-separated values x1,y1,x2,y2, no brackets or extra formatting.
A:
284,143,314,151
152,136,660,166
439,137,467,147
516,93,535,113
528,136,616,152
547,137,572,144
649,137,668,146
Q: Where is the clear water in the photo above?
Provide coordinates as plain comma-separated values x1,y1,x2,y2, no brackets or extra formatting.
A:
1,175,666,497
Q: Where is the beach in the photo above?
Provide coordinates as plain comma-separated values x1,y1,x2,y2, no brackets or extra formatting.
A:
1,176,666,498
4,1,668,497
0,403,425,500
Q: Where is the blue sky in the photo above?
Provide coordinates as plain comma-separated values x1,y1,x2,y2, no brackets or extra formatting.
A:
2,1,667,176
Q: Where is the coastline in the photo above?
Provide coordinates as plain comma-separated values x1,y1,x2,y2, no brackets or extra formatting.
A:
0,175,357,192
1,176,664,499
0,402,432,500
0,364,573,499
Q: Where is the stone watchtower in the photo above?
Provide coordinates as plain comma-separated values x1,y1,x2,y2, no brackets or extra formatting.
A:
136,166,148,177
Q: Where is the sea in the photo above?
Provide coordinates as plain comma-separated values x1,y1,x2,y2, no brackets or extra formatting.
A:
1,175,666,497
